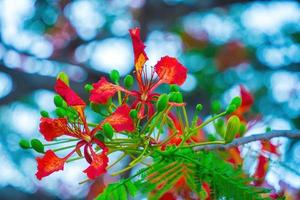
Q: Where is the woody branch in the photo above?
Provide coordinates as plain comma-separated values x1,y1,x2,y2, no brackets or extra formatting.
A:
194,130,300,151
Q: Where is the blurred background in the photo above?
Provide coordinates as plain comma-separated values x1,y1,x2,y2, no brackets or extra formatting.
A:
0,0,299,199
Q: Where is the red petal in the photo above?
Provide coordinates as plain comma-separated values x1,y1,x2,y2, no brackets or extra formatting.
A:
90,77,120,104
129,28,148,79
240,85,254,109
55,79,85,106
83,152,108,179
261,141,280,156
155,56,187,85
35,150,66,180
254,155,269,180
39,117,68,141
103,104,134,132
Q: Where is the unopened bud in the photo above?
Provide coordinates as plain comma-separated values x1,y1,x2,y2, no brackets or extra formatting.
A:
226,104,237,114
110,69,120,84
84,84,93,92
225,115,240,143
230,96,242,108
19,139,31,149
130,109,138,119
31,139,44,153
196,104,203,112
55,107,66,118
156,94,169,112
40,110,49,118
103,123,114,140
54,95,64,107
124,75,134,89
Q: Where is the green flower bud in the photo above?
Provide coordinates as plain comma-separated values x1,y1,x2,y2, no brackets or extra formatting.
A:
265,127,272,132
156,94,169,112
225,115,240,143
239,122,247,137
95,132,105,142
211,100,221,114
31,139,44,153
54,95,64,107
103,123,114,140
110,69,120,84
57,72,69,86
225,104,237,114
196,104,203,112
124,75,134,89
84,84,93,92
40,110,49,118
19,139,31,149
230,96,242,108
130,109,138,119
168,92,183,103
55,107,66,118
170,85,180,92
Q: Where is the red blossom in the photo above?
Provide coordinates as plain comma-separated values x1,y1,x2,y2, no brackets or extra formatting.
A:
36,150,67,180
155,56,187,85
240,85,254,111
254,155,269,184
84,151,109,179
261,141,280,156
129,27,148,84
90,77,122,104
103,104,134,132
55,79,85,106
39,117,69,141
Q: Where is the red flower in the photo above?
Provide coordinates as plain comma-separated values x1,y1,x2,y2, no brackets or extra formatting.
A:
234,85,254,122
36,150,67,180
155,56,187,85
39,118,68,141
240,85,254,112
254,155,269,185
90,77,126,104
55,79,85,106
89,28,188,118
36,79,134,180
83,148,109,179
103,104,135,132
261,141,280,156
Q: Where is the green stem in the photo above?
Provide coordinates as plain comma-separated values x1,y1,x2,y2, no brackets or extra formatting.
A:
179,140,225,148
182,106,189,130
107,153,127,170
44,139,79,146
53,144,76,152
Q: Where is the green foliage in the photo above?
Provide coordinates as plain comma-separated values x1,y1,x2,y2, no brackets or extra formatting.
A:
96,179,138,200
135,149,270,200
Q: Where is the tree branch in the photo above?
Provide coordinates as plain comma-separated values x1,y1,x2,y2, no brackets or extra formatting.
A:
194,130,300,151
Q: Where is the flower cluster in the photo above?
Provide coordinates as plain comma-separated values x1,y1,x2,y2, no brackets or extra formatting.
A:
19,27,282,199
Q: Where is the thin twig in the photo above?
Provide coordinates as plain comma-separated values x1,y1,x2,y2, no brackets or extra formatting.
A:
194,130,300,151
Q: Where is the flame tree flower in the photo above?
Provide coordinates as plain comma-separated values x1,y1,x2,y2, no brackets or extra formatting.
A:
89,28,187,118
36,77,134,180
